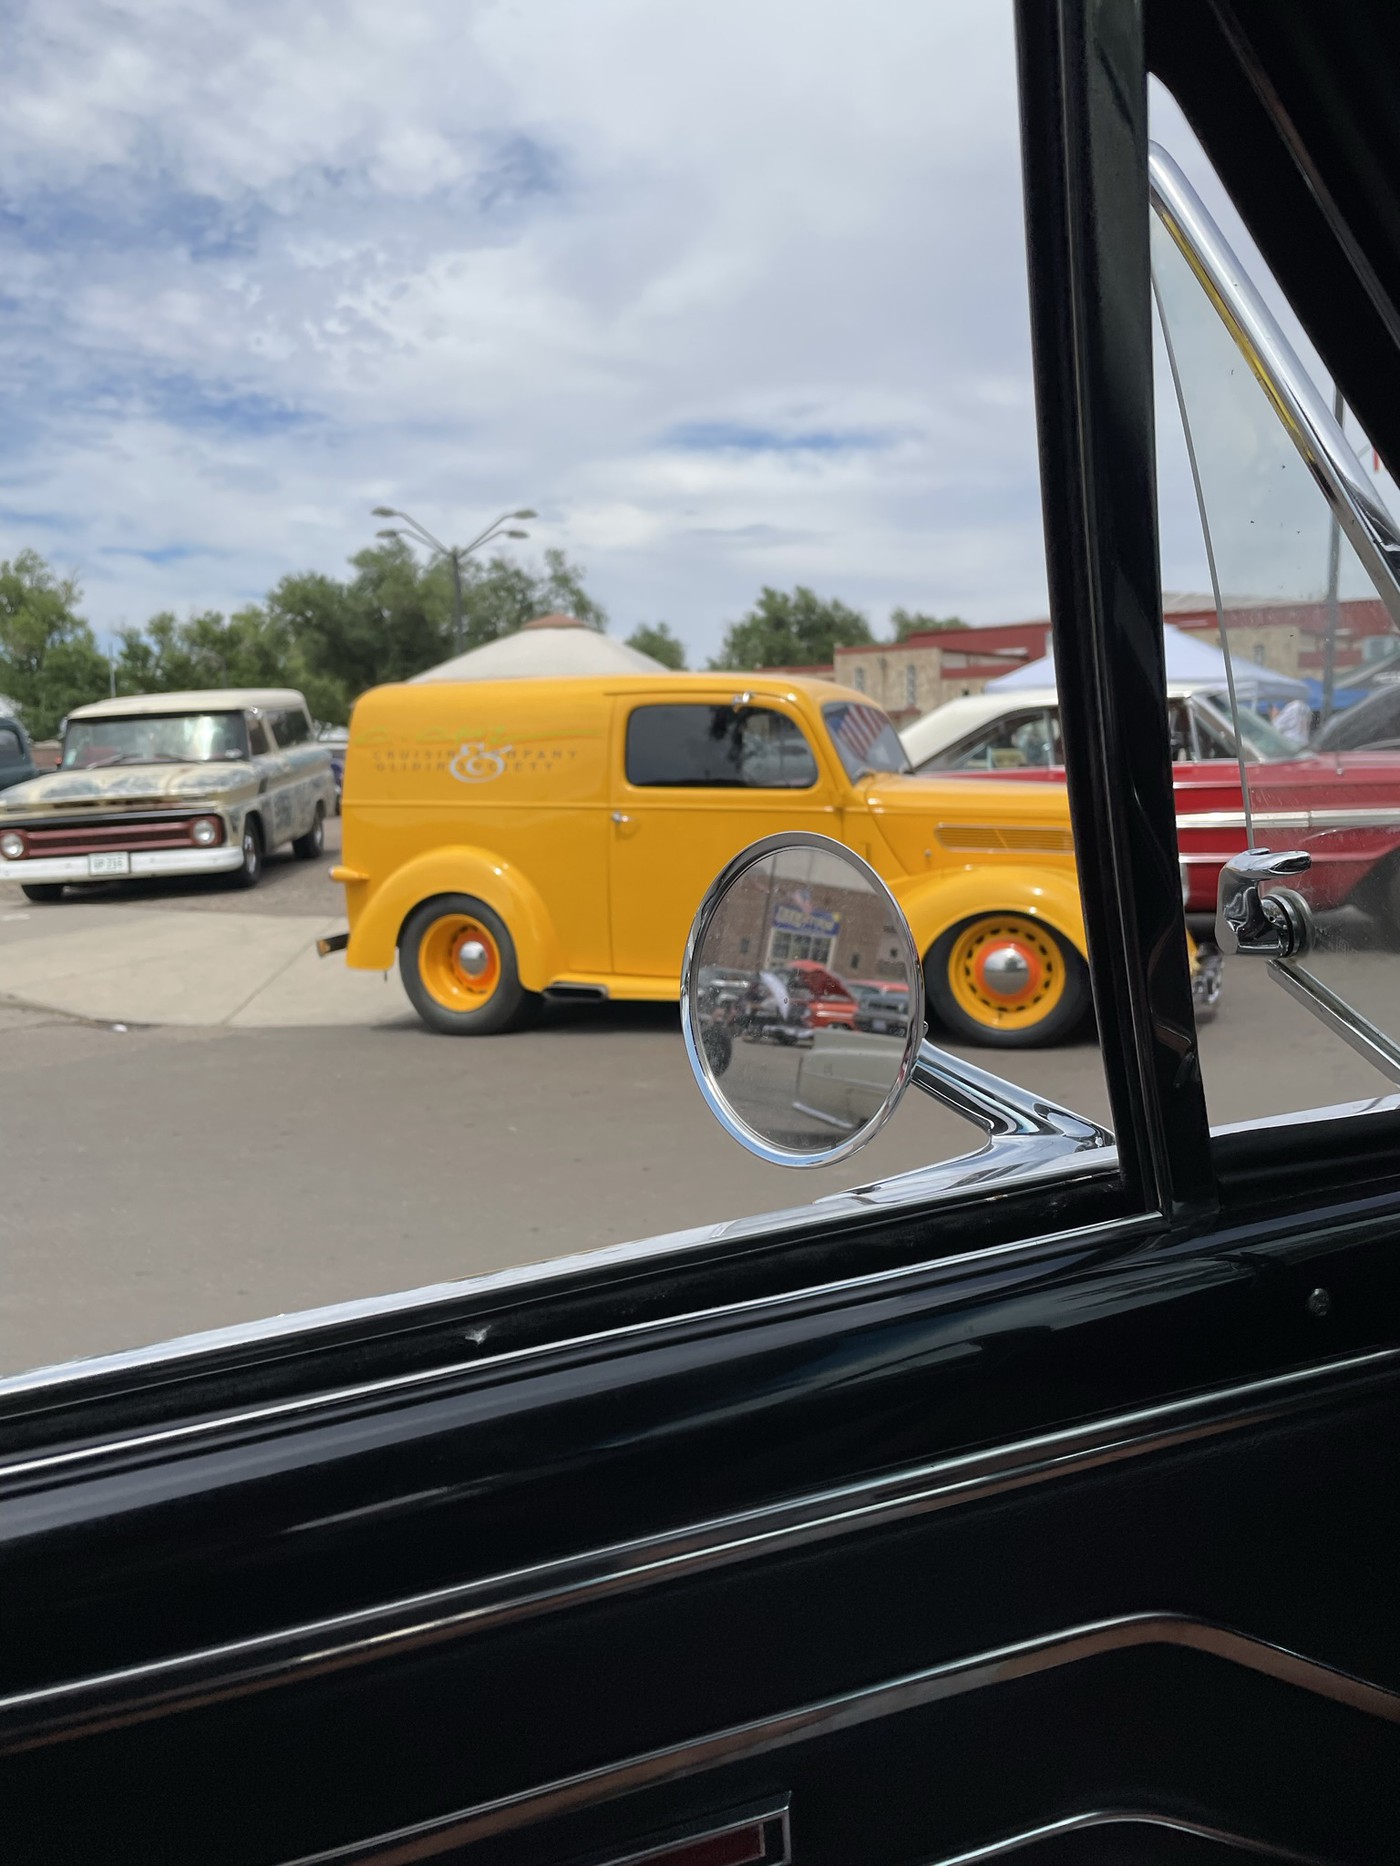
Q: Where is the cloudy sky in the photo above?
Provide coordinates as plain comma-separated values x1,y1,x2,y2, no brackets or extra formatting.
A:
2,1,1387,665
1,0,1055,661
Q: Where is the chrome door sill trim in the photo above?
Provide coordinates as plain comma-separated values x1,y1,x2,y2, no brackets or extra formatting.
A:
0,1092,1393,1424
0,1198,1136,1482
275,1614,1400,1861
4,1346,1396,1750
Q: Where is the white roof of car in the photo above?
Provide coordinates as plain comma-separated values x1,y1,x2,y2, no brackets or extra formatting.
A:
67,689,308,722
900,682,1208,766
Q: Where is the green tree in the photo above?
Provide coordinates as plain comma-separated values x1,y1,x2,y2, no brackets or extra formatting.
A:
261,541,609,723
709,586,874,670
0,551,112,737
57,536,610,733
889,607,967,641
626,622,687,669
113,606,289,696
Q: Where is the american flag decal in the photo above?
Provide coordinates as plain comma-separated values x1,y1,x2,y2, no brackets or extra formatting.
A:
832,703,887,764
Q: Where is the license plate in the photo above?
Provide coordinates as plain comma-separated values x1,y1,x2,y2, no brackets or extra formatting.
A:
870,1018,888,1032
88,852,131,877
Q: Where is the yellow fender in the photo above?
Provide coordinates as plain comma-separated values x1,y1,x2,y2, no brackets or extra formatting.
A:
344,847,563,990
892,865,1089,967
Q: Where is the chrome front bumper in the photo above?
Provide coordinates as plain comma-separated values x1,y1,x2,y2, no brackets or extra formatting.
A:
0,847,245,883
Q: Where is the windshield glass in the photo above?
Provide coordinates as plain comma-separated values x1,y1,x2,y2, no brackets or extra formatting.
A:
1194,694,1300,763
62,713,249,768
823,702,911,781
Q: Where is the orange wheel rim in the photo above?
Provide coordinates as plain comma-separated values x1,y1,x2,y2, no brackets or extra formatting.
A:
946,915,1067,1031
418,914,502,1012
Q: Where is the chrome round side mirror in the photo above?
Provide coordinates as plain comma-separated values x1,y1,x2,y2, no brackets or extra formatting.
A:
681,833,925,1165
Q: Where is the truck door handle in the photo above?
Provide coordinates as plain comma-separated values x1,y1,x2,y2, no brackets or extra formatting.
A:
612,812,632,825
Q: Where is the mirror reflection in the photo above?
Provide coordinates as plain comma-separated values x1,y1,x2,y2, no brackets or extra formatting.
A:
687,839,921,1162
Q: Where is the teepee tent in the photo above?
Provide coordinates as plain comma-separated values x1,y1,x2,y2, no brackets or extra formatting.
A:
412,614,665,682
988,622,1307,704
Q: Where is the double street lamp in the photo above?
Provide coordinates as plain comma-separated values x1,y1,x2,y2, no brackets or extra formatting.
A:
371,505,537,656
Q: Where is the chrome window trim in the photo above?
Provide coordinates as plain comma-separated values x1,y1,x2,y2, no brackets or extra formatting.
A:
6,1345,1395,1750
1149,142,1400,627
0,1158,1125,1416
270,1612,1400,1859
8,1079,1400,1416
5,1069,1400,1420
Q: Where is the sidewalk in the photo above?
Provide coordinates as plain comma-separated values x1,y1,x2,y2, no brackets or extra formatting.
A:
0,903,411,1028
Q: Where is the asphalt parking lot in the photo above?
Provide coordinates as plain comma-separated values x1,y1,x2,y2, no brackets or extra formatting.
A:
1,848,1395,1376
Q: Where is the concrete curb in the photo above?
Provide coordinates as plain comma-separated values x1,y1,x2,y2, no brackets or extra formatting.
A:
0,906,413,1029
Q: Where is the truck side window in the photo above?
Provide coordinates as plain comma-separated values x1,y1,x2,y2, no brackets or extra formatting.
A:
270,709,310,747
247,715,272,756
626,704,818,789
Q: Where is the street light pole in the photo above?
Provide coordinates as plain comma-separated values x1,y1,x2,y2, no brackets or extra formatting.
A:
370,506,536,659
450,550,464,658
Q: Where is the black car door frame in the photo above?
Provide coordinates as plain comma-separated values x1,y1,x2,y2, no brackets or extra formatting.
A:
6,4,1400,1863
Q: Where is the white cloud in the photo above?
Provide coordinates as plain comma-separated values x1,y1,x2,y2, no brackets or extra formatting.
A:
1,0,1053,659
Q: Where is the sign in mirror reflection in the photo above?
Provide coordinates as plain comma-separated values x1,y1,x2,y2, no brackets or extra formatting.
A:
686,837,923,1163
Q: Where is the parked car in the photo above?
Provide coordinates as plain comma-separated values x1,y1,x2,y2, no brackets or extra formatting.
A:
0,713,37,794
847,977,912,1036
0,688,336,901
902,681,1400,915
336,671,1144,1047
316,722,349,811
782,960,858,1030
1314,681,1400,755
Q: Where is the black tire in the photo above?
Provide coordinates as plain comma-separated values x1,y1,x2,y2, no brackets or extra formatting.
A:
20,883,65,904
398,894,541,1036
701,1025,733,1078
230,817,264,890
925,914,1091,1049
292,803,325,861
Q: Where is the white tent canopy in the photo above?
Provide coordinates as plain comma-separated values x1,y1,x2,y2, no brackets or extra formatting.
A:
988,622,1307,704
411,613,665,683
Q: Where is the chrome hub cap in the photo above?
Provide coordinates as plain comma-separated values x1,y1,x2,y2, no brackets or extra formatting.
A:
978,944,1033,998
456,938,490,978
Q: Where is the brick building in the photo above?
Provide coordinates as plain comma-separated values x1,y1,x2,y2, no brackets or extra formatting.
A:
1162,593,1395,683
830,623,1054,723
709,860,908,984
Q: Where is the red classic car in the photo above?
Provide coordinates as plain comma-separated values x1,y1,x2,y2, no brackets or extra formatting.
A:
782,961,859,1030
902,682,1400,917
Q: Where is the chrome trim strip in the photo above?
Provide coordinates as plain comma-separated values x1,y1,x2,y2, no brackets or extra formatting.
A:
280,1615,1400,1861
1179,807,1400,833
1150,144,1400,626
4,1346,1395,1749
0,1163,1127,1414
0,1195,1131,1447
921,1810,1328,1865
